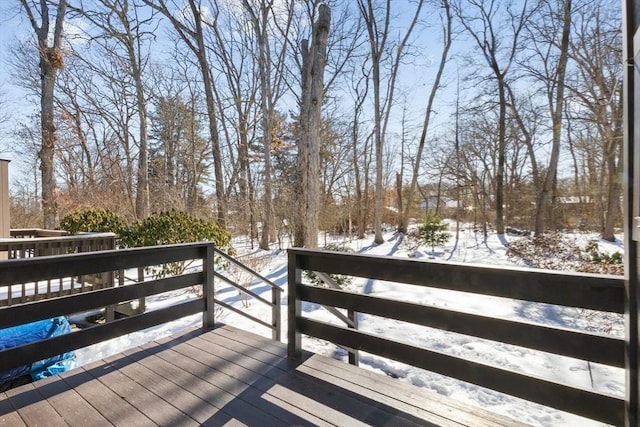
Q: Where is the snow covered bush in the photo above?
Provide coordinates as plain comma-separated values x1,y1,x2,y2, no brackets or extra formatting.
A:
401,230,423,257
506,233,623,275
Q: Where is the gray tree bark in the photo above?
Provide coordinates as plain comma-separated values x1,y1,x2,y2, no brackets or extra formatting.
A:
534,0,572,236
144,0,227,228
296,4,331,248
21,0,67,228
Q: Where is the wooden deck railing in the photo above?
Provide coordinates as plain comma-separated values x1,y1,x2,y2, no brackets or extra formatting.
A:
0,243,281,375
287,248,627,426
3,229,115,259
213,248,282,341
0,232,117,306
9,228,69,239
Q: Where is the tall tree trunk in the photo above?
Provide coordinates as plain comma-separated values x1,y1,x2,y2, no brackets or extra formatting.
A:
534,0,572,236
296,5,331,248
241,0,276,250
603,133,623,241
21,0,67,228
495,79,507,235
144,0,227,227
400,0,452,233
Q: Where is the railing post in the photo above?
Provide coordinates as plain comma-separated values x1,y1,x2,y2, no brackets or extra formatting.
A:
203,243,215,329
288,250,301,358
624,2,640,425
104,235,116,322
348,308,359,366
272,287,281,341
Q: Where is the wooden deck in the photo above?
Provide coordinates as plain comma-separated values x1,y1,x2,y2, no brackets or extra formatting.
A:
0,324,526,427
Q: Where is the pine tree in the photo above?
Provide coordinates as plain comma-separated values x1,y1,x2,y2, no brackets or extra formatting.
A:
418,215,450,253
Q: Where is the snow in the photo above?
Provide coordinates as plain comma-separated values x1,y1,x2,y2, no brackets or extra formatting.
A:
69,224,623,427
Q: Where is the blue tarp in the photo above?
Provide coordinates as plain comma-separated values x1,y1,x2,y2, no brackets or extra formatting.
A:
0,316,76,389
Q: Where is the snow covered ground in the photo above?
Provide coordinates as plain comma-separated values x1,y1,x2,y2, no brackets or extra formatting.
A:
72,224,625,427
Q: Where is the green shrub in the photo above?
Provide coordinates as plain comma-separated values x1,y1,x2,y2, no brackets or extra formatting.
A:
60,208,127,237
418,215,450,252
121,210,232,250
121,210,234,277
584,241,623,265
304,243,354,288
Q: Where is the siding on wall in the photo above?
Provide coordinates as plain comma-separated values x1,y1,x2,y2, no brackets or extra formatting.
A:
0,159,9,239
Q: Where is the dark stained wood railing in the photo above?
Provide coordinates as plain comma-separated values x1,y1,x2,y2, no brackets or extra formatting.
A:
9,228,69,238
287,248,626,426
0,243,282,375
213,247,281,341
4,229,115,259
0,232,117,306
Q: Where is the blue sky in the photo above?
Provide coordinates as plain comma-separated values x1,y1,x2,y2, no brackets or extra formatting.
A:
0,3,33,167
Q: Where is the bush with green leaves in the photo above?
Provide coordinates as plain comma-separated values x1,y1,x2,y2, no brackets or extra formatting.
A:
121,210,234,278
304,243,354,289
584,241,623,265
59,209,127,241
121,210,232,250
418,215,450,252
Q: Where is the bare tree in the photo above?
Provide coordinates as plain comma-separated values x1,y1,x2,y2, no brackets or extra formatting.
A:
348,63,372,240
520,0,572,236
69,0,157,219
453,0,536,235
295,4,331,248
357,0,425,244
241,0,296,249
566,0,622,240
0,92,9,135
144,0,227,227
400,0,452,233
205,5,259,239
19,0,67,228
57,43,142,217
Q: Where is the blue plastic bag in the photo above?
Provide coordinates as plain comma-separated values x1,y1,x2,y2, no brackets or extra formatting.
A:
0,316,76,388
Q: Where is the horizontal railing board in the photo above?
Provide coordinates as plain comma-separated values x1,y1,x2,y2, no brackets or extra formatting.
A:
214,248,280,291
0,272,203,329
214,298,276,332
213,272,273,306
0,299,204,373
289,249,624,312
299,284,625,368
0,233,115,248
298,317,624,426
9,228,69,238
0,243,209,285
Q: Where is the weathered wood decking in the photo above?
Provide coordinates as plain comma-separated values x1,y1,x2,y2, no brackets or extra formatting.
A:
0,324,525,427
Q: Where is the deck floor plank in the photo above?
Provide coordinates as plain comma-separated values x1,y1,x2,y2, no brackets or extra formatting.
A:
140,336,313,426
30,374,111,427
194,330,449,426
4,383,67,427
128,343,301,426
116,348,222,425
304,352,523,427
58,367,155,427
0,392,27,427
206,327,516,427
0,324,528,427
177,334,381,426
202,330,447,427
86,353,200,427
